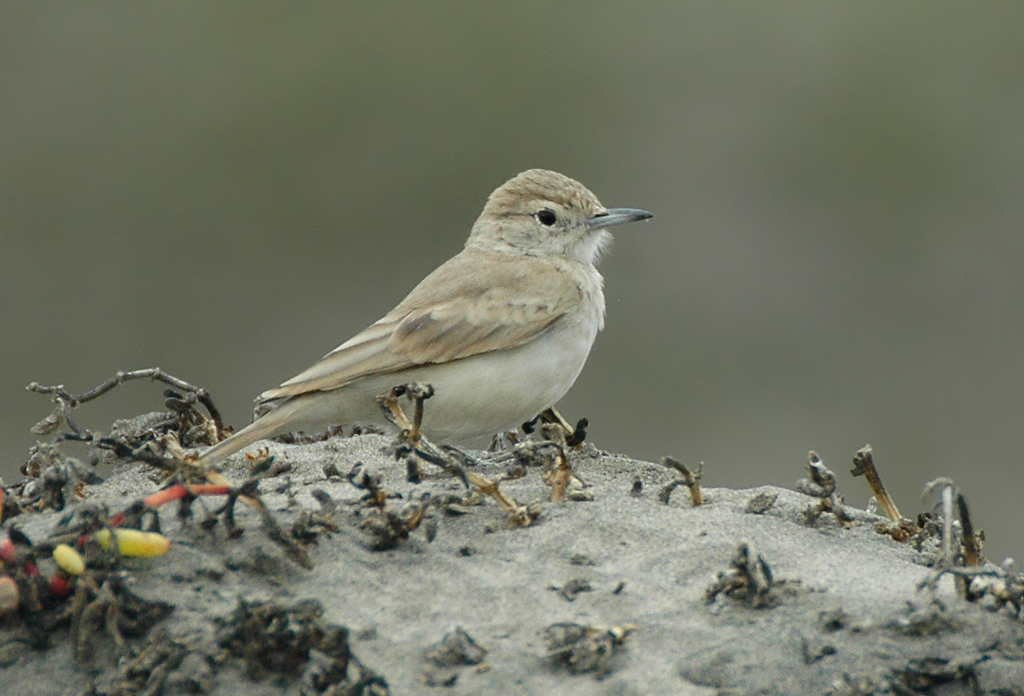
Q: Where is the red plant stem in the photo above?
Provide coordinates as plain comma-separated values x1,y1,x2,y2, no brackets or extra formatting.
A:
108,483,234,527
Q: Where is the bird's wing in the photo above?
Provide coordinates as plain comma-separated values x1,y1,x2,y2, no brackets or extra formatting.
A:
257,252,584,401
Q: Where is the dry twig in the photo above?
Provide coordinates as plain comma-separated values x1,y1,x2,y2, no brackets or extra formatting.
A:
659,456,704,506
850,445,901,521
27,368,225,442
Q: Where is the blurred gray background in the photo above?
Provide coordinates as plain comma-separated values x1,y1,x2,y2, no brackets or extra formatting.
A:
3,4,1022,563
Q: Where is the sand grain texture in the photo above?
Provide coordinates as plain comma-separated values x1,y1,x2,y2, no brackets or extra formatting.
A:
2,434,1022,695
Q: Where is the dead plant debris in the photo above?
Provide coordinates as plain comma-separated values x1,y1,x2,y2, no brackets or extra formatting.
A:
87,628,190,696
796,452,854,527
12,441,99,515
0,517,174,672
27,368,225,446
289,489,341,545
216,598,389,694
826,655,982,696
425,625,488,667
23,367,316,569
15,366,1024,692
343,461,437,550
968,559,1024,619
886,599,959,637
914,479,1021,612
744,491,777,515
544,622,635,676
375,382,595,525
849,445,901,521
357,494,436,551
377,384,471,487
800,635,837,664
464,469,540,527
539,426,573,502
549,577,593,602
706,542,787,609
658,456,704,506
522,407,589,447
630,476,643,496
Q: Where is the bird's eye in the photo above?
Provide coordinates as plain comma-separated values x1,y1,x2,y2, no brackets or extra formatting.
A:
536,209,557,226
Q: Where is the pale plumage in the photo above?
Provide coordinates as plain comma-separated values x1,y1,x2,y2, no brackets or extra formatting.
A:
197,169,651,464
261,254,585,399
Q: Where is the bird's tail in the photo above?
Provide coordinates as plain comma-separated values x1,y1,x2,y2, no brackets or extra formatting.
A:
195,398,307,466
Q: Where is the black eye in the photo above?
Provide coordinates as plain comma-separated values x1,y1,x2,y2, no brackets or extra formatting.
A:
536,209,557,226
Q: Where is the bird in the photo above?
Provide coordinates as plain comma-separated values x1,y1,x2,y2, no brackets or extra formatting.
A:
196,169,652,465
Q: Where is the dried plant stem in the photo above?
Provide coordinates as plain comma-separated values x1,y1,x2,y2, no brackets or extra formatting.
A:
850,445,901,521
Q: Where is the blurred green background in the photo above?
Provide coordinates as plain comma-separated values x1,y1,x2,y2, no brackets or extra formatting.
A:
3,4,1022,563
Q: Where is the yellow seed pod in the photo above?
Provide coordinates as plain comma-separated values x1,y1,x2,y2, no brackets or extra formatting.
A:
52,543,85,575
94,529,171,558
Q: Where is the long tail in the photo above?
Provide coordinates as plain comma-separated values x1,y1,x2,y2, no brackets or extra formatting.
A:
196,398,309,466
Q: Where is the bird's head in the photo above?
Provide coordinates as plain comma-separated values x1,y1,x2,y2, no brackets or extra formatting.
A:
467,169,652,265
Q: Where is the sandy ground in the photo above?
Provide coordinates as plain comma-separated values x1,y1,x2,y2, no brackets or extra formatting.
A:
2,431,1023,695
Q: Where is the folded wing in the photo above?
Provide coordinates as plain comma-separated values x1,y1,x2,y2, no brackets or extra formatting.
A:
257,252,583,402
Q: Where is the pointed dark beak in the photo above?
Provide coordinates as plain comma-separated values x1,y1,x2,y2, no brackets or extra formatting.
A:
587,207,654,229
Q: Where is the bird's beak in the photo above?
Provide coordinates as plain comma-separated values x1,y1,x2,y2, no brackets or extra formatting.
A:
587,207,654,229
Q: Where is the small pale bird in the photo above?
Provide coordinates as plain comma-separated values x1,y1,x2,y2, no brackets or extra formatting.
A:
197,169,652,464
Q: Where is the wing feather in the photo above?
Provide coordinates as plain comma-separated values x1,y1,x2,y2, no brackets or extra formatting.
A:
257,251,582,402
